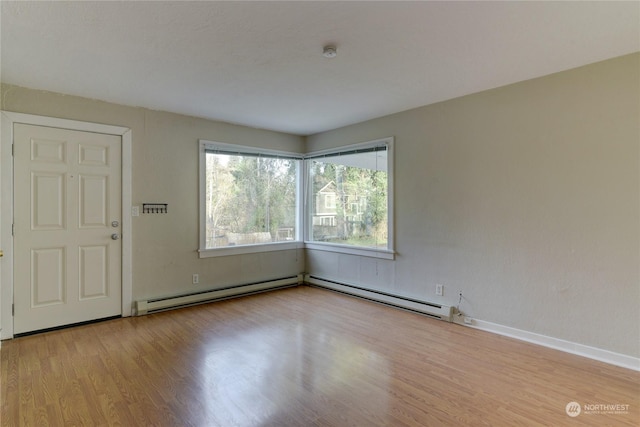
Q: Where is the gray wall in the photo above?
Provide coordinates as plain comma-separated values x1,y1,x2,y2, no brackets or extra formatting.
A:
1,84,305,301
306,53,639,358
2,53,638,358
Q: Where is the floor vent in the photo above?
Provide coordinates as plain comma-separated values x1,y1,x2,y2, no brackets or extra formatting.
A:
136,275,302,315
305,275,452,322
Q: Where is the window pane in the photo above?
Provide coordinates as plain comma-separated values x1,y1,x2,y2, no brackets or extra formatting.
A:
309,149,388,249
205,152,298,248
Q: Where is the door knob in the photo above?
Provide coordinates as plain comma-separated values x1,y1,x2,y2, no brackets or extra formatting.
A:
111,234,120,240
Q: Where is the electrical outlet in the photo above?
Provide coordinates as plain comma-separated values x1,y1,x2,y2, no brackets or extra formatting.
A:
464,317,473,325
192,274,199,284
436,284,444,296
132,206,140,217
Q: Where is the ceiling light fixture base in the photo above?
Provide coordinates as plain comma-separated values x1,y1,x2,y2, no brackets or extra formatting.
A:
322,46,337,58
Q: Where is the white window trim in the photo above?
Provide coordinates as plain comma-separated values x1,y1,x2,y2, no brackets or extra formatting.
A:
199,241,305,258
198,137,394,259
304,137,395,259
305,241,395,260
198,140,304,258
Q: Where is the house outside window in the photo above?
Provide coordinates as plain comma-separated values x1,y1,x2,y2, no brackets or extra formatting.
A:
199,137,393,259
306,138,394,257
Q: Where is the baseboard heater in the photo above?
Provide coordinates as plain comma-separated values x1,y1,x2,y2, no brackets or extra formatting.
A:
136,274,303,315
305,275,453,322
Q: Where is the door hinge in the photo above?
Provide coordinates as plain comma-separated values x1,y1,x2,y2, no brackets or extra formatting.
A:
12,223,14,236
12,304,14,316
12,144,14,156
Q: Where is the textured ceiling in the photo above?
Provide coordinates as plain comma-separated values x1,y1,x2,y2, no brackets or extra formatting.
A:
1,1,638,136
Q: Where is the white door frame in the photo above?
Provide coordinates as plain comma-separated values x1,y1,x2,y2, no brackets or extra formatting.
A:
1,111,133,339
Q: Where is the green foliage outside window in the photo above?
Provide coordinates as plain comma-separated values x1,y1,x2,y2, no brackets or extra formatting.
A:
205,153,297,248
309,152,388,249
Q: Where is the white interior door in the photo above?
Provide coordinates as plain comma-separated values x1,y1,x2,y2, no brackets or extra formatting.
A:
13,124,122,334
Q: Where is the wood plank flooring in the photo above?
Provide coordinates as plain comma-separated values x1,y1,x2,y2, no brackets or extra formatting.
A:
1,285,638,426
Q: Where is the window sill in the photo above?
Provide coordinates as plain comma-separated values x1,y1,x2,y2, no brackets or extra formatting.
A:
198,241,395,260
199,241,303,258
304,242,395,260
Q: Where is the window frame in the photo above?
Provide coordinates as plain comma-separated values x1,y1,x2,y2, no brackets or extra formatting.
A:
304,137,395,260
198,140,304,258
198,137,394,259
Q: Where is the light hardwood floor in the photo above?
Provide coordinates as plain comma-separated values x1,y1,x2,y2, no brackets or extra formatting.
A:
1,286,638,426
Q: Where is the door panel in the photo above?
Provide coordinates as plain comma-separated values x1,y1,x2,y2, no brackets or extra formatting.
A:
14,124,122,334
31,247,65,306
79,174,109,227
79,245,108,299
32,172,66,230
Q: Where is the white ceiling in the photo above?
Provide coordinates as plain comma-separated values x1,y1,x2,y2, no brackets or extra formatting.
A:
1,1,638,136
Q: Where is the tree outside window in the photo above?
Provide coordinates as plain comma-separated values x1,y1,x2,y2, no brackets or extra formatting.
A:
205,151,298,248
308,145,389,250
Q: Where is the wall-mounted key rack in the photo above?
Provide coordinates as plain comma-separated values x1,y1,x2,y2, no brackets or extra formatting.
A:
143,203,168,214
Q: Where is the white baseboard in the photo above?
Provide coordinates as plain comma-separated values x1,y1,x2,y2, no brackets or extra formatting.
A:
467,319,639,372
